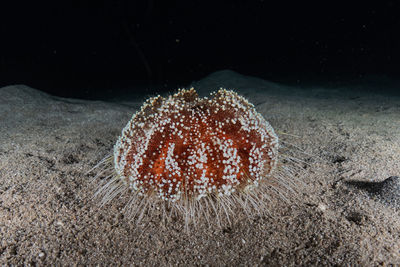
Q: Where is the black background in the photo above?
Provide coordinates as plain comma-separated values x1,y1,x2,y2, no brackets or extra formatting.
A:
1,0,399,99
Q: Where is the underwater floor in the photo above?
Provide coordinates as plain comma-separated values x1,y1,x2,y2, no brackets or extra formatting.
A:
1,70,399,265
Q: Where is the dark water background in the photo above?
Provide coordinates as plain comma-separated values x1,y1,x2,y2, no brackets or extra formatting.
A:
1,1,399,100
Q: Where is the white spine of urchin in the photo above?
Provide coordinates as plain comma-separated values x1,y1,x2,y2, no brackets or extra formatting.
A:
89,88,306,231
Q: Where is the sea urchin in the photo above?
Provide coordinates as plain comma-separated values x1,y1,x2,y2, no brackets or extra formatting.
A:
93,88,288,229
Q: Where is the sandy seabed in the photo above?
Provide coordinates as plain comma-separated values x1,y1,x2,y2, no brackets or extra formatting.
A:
1,70,399,265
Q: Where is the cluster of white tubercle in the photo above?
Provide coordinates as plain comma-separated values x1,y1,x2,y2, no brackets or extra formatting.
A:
113,88,279,202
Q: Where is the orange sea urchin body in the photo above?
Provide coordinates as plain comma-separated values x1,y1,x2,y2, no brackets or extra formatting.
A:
114,88,279,202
